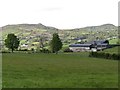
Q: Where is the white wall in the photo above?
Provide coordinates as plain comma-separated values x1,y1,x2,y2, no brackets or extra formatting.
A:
69,47,90,52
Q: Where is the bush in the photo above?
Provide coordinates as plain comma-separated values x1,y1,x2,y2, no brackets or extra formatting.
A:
89,52,93,57
64,48,73,52
31,48,34,51
19,49,28,51
112,54,119,60
89,52,119,60
40,48,51,53
0,51,10,53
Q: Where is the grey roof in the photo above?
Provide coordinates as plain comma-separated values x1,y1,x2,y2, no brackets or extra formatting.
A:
69,43,108,47
69,40,109,47
73,36,86,40
87,40,109,44
90,44,108,47
69,44,91,47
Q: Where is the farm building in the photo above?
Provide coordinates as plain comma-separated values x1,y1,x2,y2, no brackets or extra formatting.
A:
72,36,87,43
69,44,91,52
73,36,87,40
20,44,28,48
19,44,29,50
69,40,109,52
89,40,109,45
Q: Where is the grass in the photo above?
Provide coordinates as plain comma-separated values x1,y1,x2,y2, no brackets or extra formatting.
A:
109,39,118,44
2,52,118,88
102,46,119,54
0,54,2,89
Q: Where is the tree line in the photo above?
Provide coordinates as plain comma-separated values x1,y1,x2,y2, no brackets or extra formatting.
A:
4,33,62,54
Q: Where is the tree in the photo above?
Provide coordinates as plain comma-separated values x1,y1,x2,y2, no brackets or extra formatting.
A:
50,33,62,54
5,34,20,52
36,34,46,49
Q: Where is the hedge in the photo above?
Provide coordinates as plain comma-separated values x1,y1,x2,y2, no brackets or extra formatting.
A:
89,52,120,60
64,48,73,52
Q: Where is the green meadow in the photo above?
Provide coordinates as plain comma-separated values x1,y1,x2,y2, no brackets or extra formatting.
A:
2,53,118,88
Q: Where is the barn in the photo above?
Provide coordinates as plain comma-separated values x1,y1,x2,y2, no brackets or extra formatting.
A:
69,44,91,52
69,40,109,52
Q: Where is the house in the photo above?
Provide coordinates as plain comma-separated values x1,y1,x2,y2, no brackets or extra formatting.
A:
73,36,87,40
90,44,109,52
73,36,87,43
90,40,109,45
21,44,28,47
19,44,29,49
69,40,109,52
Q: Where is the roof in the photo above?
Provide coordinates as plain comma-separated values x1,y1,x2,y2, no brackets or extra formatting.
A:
69,40,109,48
90,44,108,47
87,40,109,44
69,44,91,47
73,36,86,40
69,43,108,47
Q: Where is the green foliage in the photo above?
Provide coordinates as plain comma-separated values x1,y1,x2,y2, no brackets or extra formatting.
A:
5,34,20,52
40,48,51,53
89,52,120,60
50,33,63,53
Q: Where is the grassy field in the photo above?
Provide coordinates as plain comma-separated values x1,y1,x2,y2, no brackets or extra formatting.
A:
2,52,118,88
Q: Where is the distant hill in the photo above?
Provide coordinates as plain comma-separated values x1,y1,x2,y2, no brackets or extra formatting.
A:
1,23,117,32
1,23,59,31
1,23,60,38
66,24,117,31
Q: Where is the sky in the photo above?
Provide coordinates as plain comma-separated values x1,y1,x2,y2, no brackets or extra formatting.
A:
0,0,119,29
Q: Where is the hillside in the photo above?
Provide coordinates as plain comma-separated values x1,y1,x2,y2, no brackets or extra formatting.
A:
1,23,59,36
0,23,118,50
68,24,117,31
2,23,59,31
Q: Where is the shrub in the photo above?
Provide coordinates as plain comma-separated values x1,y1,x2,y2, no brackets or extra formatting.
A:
19,49,28,51
89,52,93,57
64,48,73,52
31,48,34,51
105,53,110,59
40,49,51,53
112,54,119,60
89,52,119,60
0,51,10,53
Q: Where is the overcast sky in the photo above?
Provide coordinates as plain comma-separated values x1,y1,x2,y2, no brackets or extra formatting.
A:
0,0,119,29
